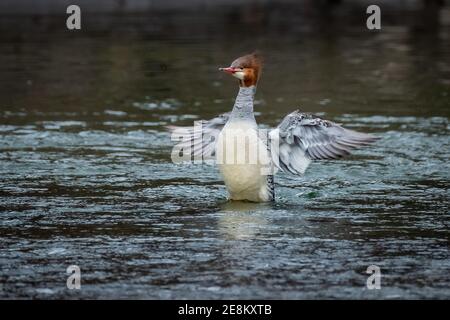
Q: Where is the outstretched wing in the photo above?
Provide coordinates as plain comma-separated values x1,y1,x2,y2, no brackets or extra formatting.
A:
269,110,379,175
166,112,230,159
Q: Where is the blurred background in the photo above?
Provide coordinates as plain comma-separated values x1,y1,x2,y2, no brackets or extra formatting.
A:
1,0,449,118
0,0,449,299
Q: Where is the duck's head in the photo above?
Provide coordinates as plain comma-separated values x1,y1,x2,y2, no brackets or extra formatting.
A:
219,52,263,87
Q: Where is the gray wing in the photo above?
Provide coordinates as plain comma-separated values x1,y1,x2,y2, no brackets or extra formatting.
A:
269,110,379,175
166,112,230,159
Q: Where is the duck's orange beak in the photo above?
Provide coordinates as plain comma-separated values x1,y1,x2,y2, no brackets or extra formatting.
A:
219,67,238,74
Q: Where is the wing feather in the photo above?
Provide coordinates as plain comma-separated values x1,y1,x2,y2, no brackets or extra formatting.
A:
270,110,379,175
166,112,230,159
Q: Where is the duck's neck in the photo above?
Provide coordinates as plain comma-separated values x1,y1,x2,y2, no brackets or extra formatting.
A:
230,85,256,121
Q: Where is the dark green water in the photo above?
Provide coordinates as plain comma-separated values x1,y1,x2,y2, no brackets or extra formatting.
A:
0,5,449,298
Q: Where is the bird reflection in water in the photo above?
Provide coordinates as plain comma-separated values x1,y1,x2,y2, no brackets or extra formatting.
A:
216,201,272,240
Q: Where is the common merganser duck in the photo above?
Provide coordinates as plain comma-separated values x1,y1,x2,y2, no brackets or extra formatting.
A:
168,52,378,202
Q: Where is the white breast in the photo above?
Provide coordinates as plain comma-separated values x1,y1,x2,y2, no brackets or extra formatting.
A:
216,121,271,202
